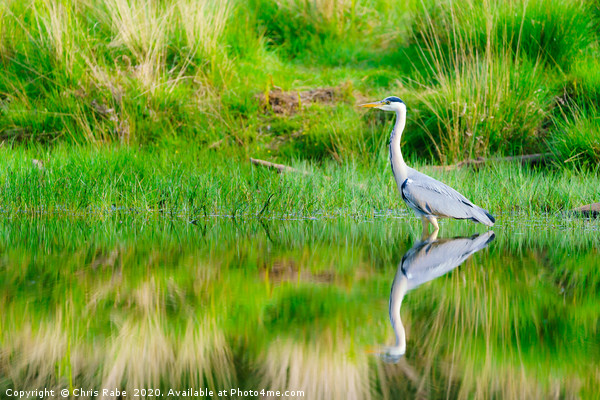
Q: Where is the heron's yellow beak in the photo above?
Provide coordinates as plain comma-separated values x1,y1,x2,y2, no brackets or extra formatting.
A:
359,101,381,108
365,346,380,354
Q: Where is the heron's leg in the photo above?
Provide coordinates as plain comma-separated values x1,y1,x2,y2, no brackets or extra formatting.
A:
424,229,439,242
420,216,430,240
426,215,439,233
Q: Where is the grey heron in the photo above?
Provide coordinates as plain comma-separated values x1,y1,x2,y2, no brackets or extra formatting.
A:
360,97,495,237
375,231,495,363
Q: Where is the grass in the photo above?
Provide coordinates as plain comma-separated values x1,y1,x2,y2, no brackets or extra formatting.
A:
1,145,599,219
549,102,600,167
0,0,599,164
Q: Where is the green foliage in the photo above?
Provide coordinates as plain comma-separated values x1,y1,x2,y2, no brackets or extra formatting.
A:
549,103,600,166
0,0,599,165
497,0,593,70
404,0,597,162
250,0,413,64
404,58,554,162
412,0,593,71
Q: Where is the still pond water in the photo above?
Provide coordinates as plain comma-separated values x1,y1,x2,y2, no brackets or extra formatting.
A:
1,212,598,399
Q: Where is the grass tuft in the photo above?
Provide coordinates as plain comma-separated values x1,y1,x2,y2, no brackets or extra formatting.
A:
549,103,600,166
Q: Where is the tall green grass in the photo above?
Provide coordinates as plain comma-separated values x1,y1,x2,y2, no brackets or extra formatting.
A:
0,146,599,217
401,0,597,162
549,103,600,166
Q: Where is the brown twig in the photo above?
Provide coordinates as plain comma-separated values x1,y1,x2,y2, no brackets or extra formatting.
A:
430,153,552,171
250,157,305,174
249,157,334,182
570,202,600,217
208,138,224,149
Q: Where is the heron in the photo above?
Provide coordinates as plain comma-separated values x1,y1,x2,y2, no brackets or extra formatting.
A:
360,97,495,237
375,231,496,363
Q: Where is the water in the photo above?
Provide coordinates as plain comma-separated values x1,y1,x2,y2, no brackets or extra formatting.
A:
1,213,598,399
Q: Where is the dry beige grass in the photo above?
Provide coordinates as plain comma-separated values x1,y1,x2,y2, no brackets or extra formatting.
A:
259,337,372,399
100,0,169,88
3,316,233,399
34,0,76,68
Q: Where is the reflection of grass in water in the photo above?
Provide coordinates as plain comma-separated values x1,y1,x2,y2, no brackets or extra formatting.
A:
102,317,175,391
0,216,598,398
4,316,234,397
4,317,73,391
101,317,233,395
399,252,599,399
259,339,371,400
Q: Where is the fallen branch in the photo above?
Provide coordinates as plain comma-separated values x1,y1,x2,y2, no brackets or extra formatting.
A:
570,202,600,217
208,138,224,149
250,157,305,174
250,157,334,181
430,153,552,171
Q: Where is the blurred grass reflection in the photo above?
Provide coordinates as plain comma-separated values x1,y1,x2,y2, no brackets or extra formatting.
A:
0,215,598,399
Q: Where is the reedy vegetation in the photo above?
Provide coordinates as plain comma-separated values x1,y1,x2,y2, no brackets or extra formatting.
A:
0,0,599,164
1,146,600,216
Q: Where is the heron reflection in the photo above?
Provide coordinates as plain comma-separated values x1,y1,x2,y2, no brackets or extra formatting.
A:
377,231,495,363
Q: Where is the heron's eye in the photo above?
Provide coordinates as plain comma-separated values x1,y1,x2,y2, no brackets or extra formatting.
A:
385,101,390,105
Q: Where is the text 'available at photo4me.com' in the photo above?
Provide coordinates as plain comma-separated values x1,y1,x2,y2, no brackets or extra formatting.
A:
5,387,306,398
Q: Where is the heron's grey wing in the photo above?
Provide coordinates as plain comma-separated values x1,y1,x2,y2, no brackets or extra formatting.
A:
401,232,495,290
401,172,493,225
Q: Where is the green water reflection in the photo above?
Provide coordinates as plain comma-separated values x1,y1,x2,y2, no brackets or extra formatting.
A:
0,214,598,399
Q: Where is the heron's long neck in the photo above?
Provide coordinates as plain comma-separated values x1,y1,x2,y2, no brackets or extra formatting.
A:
389,110,408,189
389,274,408,354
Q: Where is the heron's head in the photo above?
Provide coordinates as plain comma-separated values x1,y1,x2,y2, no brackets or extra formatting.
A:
360,96,405,112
